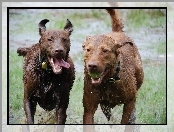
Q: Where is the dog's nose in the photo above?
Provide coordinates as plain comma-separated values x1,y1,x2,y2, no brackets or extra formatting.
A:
55,49,63,54
88,63,98,70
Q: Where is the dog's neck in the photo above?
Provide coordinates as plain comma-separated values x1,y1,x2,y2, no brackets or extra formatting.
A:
38,50,53,74
107,61,121,83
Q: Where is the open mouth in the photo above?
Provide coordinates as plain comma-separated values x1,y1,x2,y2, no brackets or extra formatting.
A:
89,69,108,86
48,57,70,74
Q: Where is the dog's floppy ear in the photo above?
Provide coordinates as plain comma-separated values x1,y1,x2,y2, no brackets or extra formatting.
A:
114,41,134,55
123,41,134,46
38,19,49,36
82,36,91,49
64,19,73,35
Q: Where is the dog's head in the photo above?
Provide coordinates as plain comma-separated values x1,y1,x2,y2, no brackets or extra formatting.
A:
83,35,119,86
38,19,73,74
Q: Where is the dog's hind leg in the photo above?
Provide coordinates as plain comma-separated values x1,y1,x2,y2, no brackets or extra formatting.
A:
55,106,67,124
128,108,136,124
54,91,69,126
54,106,66,132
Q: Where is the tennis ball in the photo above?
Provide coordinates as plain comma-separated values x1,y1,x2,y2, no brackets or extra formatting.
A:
89,73,101,79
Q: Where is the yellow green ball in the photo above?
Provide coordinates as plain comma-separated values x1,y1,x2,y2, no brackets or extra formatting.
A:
89,73,101,79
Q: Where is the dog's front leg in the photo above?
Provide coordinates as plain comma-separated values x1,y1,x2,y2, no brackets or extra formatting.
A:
83,100,98,132
24,98,36,124
121,98,136,124
54,91,68,125
83,96,99,124
55,106,67,124
83,85,100,132
54,107,66,132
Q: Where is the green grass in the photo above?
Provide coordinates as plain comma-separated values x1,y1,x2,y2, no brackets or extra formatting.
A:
71,51,84,65
67,73,84,124
9,9,166,42
9,9,106,37
147,41,166,55
9,51,24,110
9,10,41,35
157,41,166,54
136,60,166,124
68,9,105,20
9,50,24,123
126,9,166,31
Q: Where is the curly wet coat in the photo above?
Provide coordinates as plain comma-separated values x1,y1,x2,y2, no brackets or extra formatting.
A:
17,19,75,126
83,9,144,127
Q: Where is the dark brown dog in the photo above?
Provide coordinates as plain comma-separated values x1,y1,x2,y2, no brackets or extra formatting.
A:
83,9,144,128
17,19,75,127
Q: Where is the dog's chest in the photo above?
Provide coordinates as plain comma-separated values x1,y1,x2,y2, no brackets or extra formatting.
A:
100,82,124,105
35,82,62,111
34,72,68,111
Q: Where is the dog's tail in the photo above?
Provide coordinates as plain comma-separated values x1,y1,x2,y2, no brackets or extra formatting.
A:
17,47,30,57
106,9,123,32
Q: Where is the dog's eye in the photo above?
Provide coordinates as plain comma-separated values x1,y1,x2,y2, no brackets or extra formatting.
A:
103,49,108,53
62,38,67,42
47,38,52,41
86,49,90,52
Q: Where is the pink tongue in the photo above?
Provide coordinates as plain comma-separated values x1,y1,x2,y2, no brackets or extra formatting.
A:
54,58,70,69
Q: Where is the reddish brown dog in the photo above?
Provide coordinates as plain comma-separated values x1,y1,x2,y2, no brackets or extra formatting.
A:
83,9,144,128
